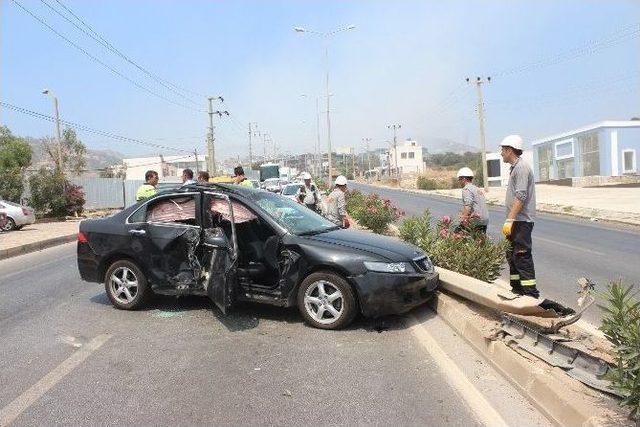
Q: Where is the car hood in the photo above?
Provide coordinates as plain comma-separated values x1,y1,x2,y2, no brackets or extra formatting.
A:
307,228,423,262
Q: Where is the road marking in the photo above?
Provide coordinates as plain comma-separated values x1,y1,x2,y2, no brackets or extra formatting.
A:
408,316,508,427
535,236,605,256
0,334,111,427
0,254,75,281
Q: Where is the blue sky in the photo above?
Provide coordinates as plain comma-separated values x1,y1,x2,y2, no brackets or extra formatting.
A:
2,0,639,160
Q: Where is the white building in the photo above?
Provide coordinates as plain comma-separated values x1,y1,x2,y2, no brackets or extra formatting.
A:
389,140,425,174
485,150,534,187
123,155,207,181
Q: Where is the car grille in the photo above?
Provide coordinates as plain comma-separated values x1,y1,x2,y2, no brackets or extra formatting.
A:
413,256,433,273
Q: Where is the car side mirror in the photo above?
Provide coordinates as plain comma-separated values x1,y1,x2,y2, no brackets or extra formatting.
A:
204,227,230,249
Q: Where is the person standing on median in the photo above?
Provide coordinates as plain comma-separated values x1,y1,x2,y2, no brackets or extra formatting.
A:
324,175,354,228
456,166,489,235
135,170,159,202
500,134,539,298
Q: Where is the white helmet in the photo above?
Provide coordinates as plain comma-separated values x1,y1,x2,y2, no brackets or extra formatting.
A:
500,134,524,151
334,175,348,186
456,167,474,178
301,172,311,180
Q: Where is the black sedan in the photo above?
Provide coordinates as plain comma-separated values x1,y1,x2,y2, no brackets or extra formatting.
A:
77,184,438,329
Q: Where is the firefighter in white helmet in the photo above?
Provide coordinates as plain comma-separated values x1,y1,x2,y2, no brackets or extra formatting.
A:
456,167,489,234
299,172,320,212
500,134,539,298
323,175,353,228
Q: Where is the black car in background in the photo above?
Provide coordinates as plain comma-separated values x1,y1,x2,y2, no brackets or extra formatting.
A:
77,184,438,329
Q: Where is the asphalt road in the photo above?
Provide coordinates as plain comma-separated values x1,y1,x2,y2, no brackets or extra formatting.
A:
0,243,551,426
352,182,640,326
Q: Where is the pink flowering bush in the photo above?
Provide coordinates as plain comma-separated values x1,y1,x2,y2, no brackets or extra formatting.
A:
346,191,403,234
400,210,509,282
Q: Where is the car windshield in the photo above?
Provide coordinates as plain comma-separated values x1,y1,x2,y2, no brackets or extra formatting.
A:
282,185,302,195
250,191,339,235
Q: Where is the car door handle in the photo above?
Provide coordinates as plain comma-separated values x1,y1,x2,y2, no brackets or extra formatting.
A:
129,229,146,236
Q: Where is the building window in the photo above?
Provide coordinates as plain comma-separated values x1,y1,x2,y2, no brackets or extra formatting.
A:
537,145,552,181
408,152,415,159
557,158,574,179
555,139,574,160
577,132,600,176
623,150,637,173
487,159,500,178
401,152,407,159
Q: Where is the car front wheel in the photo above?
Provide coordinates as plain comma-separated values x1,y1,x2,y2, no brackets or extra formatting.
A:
2,218,15,232
104,260,150,310
297,271,357,330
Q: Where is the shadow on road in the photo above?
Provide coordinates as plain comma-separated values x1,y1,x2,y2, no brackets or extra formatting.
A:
89,290,436,334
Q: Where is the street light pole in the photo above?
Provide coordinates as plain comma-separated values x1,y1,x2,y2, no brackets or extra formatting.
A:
207,96,227,176
387,124,401,181
294,24,356,186
42,89,63,171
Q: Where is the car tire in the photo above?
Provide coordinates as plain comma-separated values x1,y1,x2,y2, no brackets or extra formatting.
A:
297,271,357,330
15,225,24,230
104,260,151,310
2,218,15,232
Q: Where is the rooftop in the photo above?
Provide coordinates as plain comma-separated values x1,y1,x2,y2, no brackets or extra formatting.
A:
532,121,640,146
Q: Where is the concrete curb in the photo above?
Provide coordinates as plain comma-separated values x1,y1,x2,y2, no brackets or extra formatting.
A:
429,291,612,427
0,234,77,261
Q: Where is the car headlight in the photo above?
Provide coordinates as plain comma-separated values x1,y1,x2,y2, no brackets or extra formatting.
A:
363,261,415,274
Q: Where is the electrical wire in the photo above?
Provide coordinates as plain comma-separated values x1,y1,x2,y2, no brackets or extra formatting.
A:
9,0,205,114
41,0,204,105
1,101,193,153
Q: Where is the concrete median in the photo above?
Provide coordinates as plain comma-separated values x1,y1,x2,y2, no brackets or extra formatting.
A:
428,267,627,426
0,233,77,260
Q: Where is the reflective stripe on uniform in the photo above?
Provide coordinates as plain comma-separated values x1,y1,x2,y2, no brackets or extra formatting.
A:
510,275,520,280
521,279,537,287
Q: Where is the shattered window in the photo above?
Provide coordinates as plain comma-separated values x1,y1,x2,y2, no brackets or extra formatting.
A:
146,196,196,225
210,198,257,224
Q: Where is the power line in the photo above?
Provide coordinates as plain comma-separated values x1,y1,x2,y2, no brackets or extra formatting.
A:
9,0,205,114
1,101,193,153
40,0,204,104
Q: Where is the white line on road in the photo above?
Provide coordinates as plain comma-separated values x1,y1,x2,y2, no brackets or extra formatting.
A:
535,236,605,256
0,334,111,427
408,316,508,427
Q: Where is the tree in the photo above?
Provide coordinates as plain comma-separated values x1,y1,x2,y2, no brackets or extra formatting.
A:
43,128,87,175
0,126,32,202
28,167,85,217
99,164,126,179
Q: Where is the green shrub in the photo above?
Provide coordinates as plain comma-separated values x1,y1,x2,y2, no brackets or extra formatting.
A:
599,280,640,420
400,210,508,282
417,176,439,190
29,167,85,217
347,191,403,234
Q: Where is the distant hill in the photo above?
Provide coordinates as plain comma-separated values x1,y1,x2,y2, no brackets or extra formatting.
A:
26,138,124,173
422,137,478,154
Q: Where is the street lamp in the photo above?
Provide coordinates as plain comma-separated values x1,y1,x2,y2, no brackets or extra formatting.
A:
42,89,63,171
294,24,356,186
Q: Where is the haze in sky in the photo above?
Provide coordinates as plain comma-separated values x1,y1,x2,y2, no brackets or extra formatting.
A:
2,0,639,160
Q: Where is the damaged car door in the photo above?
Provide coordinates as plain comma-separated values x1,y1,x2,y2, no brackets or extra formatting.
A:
128,192,204,293
202,192,238,314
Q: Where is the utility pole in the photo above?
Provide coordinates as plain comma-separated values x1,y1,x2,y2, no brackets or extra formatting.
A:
362,137,372,181
207,96,228,176
262,133,270,161
248,122,258,169
387,124,401,180
42,89,63,172
351,147,355,178
467,77,491,191
194,149,199,173
315,97,321,179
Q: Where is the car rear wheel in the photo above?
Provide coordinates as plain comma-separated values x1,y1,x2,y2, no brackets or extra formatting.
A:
297,271,357,330
104,260,150,310
2,218,15,232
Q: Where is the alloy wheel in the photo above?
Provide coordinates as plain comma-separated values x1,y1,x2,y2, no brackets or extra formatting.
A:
303,280,344,325
109,266,139,304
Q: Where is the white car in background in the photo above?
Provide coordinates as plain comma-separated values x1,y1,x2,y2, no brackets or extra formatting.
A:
280,183,305,202
0,200,36,231
263,178,282,193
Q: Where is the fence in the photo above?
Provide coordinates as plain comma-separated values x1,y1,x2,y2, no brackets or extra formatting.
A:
70,177,144,210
